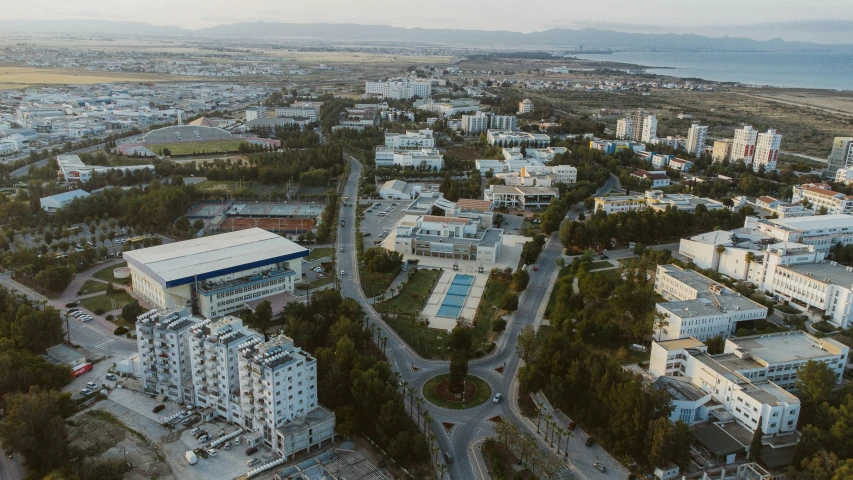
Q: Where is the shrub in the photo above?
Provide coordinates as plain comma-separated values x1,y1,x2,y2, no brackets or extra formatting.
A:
492,318,507,332
65,302,78,308
500,293,519,312
105,314,114,321
113,326,128,335
94,308,106,315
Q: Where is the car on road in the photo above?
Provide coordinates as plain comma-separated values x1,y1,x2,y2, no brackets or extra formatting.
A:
86,382,98,389
444,452,453,464
492,393,503,403
362,232,371,237
190,427,202,436
247,458,261,467
585,437,595,447
80,388,92,395
593,463,607,473
341,270,345,276
567,420,576,431
340,247,344,252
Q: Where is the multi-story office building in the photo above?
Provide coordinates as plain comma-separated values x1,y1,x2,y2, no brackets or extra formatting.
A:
712,139,734,163
365,79,431,99
460,112,517,134
245,106,267,122
649,331,847,436
686,123,708,157
748,214,853,257
753,129,782,172
275,106,319,121
414,98,480,117
374,147,444,170
826,137,853,175
484,184,559,209
189,317,262,423
124,228,307,319
791,183,853,215
384,129,435,149
653,265,768,341
731,125,758,164
392,214,503,263
616,118,633,140
486,130,550,147
771,261,853,329
517,98,534,114
137,307,200,403
237,334,334,459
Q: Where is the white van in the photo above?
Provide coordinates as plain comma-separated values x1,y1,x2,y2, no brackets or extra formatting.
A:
184,451,198,465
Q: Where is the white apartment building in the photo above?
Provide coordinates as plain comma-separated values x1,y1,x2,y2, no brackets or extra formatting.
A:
374,147,444,171
826,137,853,175
731,126,758,164
686,123,708,158
771,261,853,329
713,139,734,163
641,115,658,143
236,334,332,458
518,98,534,114
384,129,435,149
461,112,490,134
749,214,853,256
654,265,768,341
246,106,267,122
189,317,262,423
275,106,318,121
791,183,853,215
414,98,480,117
123,228,307,319
616,118,633,140
836,167,853,186
365,79,431,99
753,129,782,172
551,165,578,184
486,130,550,147
0,141,18,156
137,307,200,403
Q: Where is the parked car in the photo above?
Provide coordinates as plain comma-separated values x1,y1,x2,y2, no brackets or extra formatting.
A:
340,270,345,276
206,448,217,457
80,388,92,395
194,430,208,439
190,427,202,436
444,452,453,464
247,458,261,467
181,417,195,427
197,435,209,443
599,255,609,260
593,463,607,473
492,393,503,404
153,404,165,413
105,373,117,381
362,232,371,237
224,441,231,451
86,382,98,389
245,446,258,456
585,437,595,447
567,420,576,431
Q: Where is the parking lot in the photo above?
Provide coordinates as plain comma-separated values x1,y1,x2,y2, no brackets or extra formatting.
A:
358,200,410,252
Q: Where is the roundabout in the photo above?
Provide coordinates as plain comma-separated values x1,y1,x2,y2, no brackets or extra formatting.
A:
422,373,492,409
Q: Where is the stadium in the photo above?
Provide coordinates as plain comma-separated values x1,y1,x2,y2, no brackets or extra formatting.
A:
116,125,280,156
123,228,307,318
185,200,324,236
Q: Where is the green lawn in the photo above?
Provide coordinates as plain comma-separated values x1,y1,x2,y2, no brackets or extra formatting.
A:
363,269,400,298
306,247,334,261
470,273,512,353
295,277,334,290
376,269,442,316
77,280,107,296
92,262,130,285
422,373,492,409
81,291,135,314
382,315,450,359
588,260,614,270
147,139,249,156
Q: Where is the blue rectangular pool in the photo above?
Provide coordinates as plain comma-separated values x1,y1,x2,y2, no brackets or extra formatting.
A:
436,274,475,318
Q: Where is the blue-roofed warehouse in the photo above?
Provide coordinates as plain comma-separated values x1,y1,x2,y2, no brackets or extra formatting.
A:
40,189,90,213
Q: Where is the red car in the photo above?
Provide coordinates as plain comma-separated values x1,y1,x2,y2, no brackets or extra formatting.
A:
532,266,538,272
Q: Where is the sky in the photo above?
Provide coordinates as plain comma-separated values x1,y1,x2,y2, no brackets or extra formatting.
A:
2,0,853,43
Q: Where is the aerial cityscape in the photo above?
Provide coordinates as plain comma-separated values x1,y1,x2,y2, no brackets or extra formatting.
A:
0,3,852,480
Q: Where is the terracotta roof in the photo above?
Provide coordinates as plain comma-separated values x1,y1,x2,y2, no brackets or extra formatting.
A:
455,199,493,212
800,185,842,197
758,196,779,204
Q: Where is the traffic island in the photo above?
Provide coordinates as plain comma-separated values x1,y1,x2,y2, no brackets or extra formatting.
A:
422,373,492,409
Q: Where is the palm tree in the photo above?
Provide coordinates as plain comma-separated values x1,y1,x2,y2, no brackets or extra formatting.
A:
401,380,409,409
745,251,756,279
535,402,543,433
555,427,564,454
653,310,670,341
544,414,552,439
438,463,448,479
423,410,432,435
415,396,424,425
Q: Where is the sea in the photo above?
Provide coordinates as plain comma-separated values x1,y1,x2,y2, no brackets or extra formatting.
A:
573,51,853,91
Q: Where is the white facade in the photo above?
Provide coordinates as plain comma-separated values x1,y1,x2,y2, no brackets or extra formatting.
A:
518,98,534,114
57,154,154,182
379,179,423,199
686,123,708,158
484,184,559,209
771,262,853,329
189,317,262,423
460,112,517,134
384,129,435,149
414,98,480,117
374,147,444,171
731,125,758,164
616,118,633,140
791,183,853,215
641,115,658,143
274,106,318,121
137,307,200,403
486,130,550,147
753,129,782,172
594,190,725,214
750,215,853,256
124,228,307,319
835,167,853,185
392,214,503,264
246,106,267,122
365,79,431,99
40,189,90,212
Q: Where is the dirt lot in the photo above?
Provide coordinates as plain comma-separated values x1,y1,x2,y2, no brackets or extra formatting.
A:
0,66,190,89
68,409,173,480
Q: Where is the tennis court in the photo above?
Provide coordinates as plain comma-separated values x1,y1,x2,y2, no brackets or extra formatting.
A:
186,200,232,219
436,274,475,318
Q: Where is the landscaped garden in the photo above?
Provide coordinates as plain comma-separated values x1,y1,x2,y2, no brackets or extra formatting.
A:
422,373,492,409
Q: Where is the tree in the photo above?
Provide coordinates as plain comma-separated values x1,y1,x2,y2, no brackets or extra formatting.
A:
0,387,72,475
121,300,145,323
449,355,468,394
796,360,838,408
515,326,539,363
704,336,725,354
750,419,764,462
501,292,519,312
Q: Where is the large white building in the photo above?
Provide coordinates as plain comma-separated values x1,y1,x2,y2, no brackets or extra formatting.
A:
749,214,853,257
654,265,768,341
57,154,154,182
414,98,480,117
616,118,633,140
753,129,782,172
40,189,90,212
791,183,853,215
826,137,853,175
384,129,435,149
275,106,319,121
124,228,307,319
731,126,758,165
484,184,559,209
365,79,431,99
649,331,848,436
486,130,550,147
137,307,200,403
836,167,853,186
246,106,267,122
641,115,658,143
594,190,724,215
374,147,444,171
518,99,534,115
379,179,423,200
392,214,503,263
686,123,708,158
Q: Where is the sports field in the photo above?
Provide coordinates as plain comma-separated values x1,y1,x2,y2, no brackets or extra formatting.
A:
147,140,249,156
219,217,315,234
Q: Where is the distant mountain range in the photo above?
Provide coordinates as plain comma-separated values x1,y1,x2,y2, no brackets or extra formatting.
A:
2,19,852,53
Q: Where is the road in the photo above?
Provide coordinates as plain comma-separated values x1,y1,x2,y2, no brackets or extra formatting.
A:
0,448,24,480
338,157,625,479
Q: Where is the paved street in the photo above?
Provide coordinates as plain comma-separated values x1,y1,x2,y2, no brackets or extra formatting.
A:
338,157,625,479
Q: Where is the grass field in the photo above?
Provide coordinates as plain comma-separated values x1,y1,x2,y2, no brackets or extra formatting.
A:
295,277,334,291
81,291,135,314
588,261,614,270
422,374,492,409
92,262,131,285
376,269,442,316
306,248,334,261
469,272,512,352
363,269,400,298
147,140,250,156
0,67,187,89
77,280,108,296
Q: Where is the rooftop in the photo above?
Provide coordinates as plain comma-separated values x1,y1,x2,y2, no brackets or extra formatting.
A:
46,344,85,364
42,189,90,202
766,214,853,231
655,337,705,351
727,331,847,364
455,198,493,213
123,228,308,289
653,376,710,402
780,261,853,287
